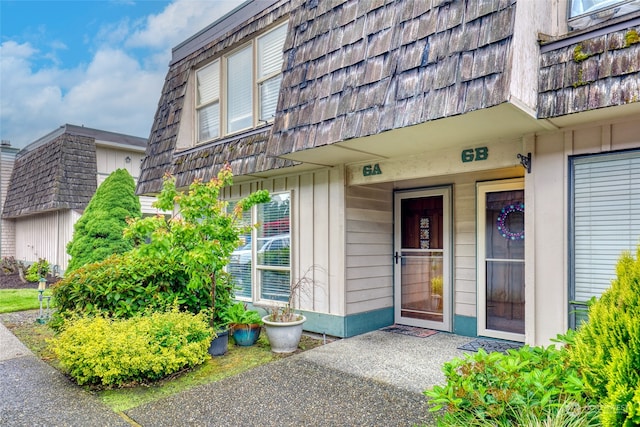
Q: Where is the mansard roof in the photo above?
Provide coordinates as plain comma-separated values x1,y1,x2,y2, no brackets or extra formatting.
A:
137,0,516,195
2,125,147,219
267,0,515,157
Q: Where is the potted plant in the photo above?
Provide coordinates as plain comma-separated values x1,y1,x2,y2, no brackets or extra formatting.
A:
260,266,319,353
207,271,239,356
431,275,443,310
223,301,263,346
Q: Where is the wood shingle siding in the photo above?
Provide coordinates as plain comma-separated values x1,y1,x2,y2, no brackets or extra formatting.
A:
267,0,515,157
2,134,97,219
538,24,640,118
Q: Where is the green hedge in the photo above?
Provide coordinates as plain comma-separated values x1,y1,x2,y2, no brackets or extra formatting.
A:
50,310,213,386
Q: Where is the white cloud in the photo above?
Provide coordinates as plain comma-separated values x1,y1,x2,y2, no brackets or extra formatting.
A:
127,0,243,50
0,0,244,148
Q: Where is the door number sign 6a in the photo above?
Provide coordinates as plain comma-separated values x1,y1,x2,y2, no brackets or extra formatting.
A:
461,147,489,163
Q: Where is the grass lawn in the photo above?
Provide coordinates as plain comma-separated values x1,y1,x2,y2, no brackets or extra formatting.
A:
1,313,323,413
0,289,54,313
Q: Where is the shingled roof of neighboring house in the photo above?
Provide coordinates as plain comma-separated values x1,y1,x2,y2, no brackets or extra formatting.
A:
538,19,640,118
138,0,516,195
2,125,147,219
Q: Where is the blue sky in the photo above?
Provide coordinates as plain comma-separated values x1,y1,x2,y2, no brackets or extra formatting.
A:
1,0,244,148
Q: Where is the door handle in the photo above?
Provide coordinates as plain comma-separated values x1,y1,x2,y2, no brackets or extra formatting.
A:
394,252,400,264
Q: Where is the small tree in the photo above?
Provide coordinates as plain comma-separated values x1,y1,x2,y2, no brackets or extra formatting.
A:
124,165,270,328
569,244,640,427
66,169,141,272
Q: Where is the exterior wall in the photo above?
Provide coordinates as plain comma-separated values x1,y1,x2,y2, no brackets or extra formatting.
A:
224,167,346,336
1,146,18,258
345,183,393,315
14,210,76,273
532,116,640,344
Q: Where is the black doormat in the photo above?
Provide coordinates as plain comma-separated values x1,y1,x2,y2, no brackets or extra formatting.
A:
458,338,524,354
380,325,438,338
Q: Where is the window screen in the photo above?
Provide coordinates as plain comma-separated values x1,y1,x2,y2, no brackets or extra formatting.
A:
571,150,640,323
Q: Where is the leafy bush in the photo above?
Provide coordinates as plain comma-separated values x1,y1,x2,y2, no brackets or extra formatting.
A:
66,169,141,272
25,258,50,282
50,310,213,387
569,244,640,427
223,302,263,326
51,251,209,326
53,166,269,329
424,343,598,426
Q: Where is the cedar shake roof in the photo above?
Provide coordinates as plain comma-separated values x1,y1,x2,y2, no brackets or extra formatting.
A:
137,0,516,195
267,0,515,157
538,21,640,118
2,125,147,219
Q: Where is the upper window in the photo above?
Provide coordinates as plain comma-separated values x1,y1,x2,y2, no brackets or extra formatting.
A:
196,22,287,144
569,0,640,30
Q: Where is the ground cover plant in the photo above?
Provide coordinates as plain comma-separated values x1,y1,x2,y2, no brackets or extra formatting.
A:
66,169,141,272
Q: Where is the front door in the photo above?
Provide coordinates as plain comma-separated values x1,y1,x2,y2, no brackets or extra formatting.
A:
477,179,525,342
394,187,451,331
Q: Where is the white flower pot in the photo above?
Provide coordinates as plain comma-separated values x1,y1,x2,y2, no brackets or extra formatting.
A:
262,315,306,353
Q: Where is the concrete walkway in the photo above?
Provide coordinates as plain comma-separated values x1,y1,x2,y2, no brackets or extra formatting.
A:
0,319,471,426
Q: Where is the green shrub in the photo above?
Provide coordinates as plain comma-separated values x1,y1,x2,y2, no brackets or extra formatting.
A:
51,251,207,326
25,258,49,282
569,244,640,427
66,169,141,272
50,310,213,387
424,343,597,426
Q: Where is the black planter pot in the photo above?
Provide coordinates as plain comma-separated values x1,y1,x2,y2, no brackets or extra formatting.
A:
208,329,229,356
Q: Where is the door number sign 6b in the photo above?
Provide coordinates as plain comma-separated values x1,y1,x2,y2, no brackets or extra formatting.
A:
461,147,488,163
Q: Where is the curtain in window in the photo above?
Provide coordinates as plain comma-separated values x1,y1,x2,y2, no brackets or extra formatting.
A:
196,61,220,141
257,193,290,302
227,46,253,133
258,24,286,121
572,151,640,306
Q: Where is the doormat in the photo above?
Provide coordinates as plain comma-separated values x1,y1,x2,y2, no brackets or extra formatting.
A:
458,338,524,354
380,325,438,338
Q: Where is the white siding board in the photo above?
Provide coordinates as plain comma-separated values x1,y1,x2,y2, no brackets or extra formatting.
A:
346,265,392,280
346,220,392,233
346,208,392,223
328,167,346,314
346,243,392,256
346,231,392,245
346,286,393,303
347,255,392,268
312,170,330,311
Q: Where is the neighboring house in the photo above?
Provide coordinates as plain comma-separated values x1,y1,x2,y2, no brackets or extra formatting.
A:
1,141,20,259
2,124,159,273
137,0,640,345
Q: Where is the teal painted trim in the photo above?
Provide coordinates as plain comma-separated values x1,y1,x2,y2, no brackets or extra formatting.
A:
454,315,477,337
242,302,394,338
344,308,394,337
298,310,345,337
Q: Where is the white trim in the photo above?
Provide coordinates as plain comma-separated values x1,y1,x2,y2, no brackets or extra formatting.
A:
394,186,452,331
477,178,525,342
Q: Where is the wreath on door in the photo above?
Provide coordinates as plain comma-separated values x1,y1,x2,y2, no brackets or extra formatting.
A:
496,203,525,240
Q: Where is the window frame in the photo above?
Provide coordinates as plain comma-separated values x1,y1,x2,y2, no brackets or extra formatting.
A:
193,21,287,145
228,191,292,305
567,0,640,28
